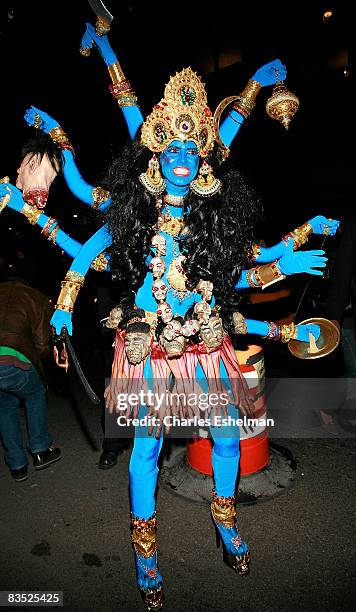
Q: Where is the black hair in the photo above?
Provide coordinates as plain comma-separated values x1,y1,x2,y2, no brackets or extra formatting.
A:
105,135,263,335
20,132,63,177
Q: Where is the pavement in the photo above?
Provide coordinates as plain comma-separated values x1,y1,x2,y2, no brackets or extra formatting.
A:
0,370,355,612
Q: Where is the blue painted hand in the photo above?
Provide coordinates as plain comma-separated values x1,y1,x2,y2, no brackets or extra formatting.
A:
278,238,327,276
80,23,117,66
296,323,321,342
24,106,59,133
51,310,73,336
252,59,287,86
308,215,340,236
0,182,25,213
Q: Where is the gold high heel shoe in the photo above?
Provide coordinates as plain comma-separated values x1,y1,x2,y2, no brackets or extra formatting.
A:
131,513,164,611
211,490,251,577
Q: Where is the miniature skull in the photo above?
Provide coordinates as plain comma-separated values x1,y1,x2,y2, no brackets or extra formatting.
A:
105,306,123,329
199,316,226,348
181,319,201,337
151,234,167,256
152,279,167,302
194,300,211,325
124,331,152,365
160,320,187,357
149,256,166,278
157,302,173,324
232,311,247,335
196,279,214,302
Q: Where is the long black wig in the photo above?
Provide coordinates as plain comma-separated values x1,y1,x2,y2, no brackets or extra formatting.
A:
104,135,263,334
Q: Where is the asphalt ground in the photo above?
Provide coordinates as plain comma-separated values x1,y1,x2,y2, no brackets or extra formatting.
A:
0,371,355,612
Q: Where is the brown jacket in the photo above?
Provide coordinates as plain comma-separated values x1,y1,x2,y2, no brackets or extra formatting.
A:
0,282,53,377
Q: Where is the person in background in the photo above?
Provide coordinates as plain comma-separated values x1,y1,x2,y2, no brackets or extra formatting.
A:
325,212,356,432
0,276,61,481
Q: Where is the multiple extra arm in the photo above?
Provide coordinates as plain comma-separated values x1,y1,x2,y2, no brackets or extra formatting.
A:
24,106,111,210
80,23,144,140
50,224,112,335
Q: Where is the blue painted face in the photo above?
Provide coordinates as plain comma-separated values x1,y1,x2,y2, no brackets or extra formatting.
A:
160,140,199,191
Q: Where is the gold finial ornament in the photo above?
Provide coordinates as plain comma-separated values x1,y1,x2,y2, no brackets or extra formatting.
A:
266,78,300,130
141,67,216,157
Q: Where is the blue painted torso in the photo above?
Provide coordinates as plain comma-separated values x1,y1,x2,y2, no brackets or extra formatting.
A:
135,204,214,316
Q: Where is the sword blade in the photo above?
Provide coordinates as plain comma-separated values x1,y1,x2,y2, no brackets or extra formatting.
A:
88,0,113,24
64,329,100,405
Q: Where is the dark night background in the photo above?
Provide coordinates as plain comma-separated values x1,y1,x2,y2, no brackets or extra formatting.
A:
0,0,354,327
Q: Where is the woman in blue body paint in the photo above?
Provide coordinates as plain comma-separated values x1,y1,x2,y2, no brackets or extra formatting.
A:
0,23,340,611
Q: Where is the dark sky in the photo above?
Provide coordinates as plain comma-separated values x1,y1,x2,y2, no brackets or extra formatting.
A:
0,0,354,285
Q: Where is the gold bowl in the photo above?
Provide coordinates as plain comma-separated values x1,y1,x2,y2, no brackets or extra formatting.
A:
288,317,340,360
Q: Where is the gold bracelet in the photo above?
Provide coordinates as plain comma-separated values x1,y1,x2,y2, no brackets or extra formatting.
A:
280,323,297,343
247,268,260,288
48,126,74,153
55,271,85,313
256,261,285,286
284,223,313,249
91,253,109,272
233,79,261,118
92,186,110,209
22,203,42,225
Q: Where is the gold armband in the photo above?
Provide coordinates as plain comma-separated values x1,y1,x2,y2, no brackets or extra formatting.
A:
92,186,110,210
108,61,138,107
55,271,85,313
284,223,313,250
233,79,261,118
22,203,42,225
49,126,74,154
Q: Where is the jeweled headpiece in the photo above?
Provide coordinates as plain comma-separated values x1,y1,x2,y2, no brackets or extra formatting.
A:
141,67,216,157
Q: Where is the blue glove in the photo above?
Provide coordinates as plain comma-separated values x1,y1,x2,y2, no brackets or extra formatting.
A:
51,310,73,336
24,105,59,133
296,323,321,342
81,23,117,65
0,182,25,213
308,215,340,236
252,59,287,86
278,238,327,276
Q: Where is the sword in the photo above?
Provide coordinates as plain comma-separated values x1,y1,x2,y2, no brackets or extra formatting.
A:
53,327,100,405
88,0,113,36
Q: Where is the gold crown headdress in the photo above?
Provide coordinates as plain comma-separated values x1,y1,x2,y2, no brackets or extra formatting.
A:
141,67,216,158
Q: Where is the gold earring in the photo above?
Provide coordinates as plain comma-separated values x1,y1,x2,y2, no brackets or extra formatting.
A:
190,161,221,197
139,154,166,195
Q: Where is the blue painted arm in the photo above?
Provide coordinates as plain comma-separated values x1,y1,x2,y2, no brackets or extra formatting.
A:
51,224,112,335
235,239,328,290
0,182,82,259
219,59,287,148
244,319,321,342
252,217,340,264
80,23,144,141
24,106,111,210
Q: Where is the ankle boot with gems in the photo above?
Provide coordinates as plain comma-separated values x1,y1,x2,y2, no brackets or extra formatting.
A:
131,513,164,611
211,490,250,576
